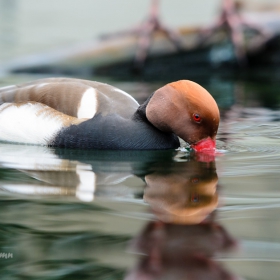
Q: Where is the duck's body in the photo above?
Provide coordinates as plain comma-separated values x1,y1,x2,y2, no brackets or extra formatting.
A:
53,107,179,149
0,78,219,151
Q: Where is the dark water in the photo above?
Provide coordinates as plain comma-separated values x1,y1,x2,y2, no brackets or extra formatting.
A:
0,75,280,280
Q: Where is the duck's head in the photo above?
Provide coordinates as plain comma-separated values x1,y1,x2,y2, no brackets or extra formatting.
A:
146,80,220,152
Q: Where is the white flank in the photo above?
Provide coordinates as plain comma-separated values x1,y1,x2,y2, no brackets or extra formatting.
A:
113,88,139,104
0,102,65,145
77,88,97,119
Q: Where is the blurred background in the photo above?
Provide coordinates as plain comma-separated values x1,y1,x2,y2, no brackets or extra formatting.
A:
0,0,221,61
1,1,280,280
1,0,280,80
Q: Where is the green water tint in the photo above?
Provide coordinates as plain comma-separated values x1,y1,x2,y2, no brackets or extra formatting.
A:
0,76,280,279
0,145,221,279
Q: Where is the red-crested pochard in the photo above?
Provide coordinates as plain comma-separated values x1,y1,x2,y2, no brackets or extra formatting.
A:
0,78,219,151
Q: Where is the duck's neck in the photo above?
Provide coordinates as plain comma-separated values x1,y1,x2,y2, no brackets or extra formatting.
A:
133,93,155,122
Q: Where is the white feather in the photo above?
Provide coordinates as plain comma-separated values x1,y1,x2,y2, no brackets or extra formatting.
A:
0,102,66,145
77,88,97,119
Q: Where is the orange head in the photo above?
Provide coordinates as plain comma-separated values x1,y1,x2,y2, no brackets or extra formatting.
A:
146,80,220,151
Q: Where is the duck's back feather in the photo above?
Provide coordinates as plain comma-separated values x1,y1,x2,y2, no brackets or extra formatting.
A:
0,78,139,119
0,78,180,149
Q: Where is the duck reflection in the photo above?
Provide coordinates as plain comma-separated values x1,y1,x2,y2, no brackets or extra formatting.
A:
0,144,155,201
126,220,237,280
0,144,219,209
144,160,218,224
0,144,218,208
125,157,238,280
0,143,239,279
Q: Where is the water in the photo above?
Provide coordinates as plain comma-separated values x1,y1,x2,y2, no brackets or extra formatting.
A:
0,75,280,280
1,1,280,279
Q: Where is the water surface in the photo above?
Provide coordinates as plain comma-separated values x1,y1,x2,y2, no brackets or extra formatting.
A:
0,75,280,279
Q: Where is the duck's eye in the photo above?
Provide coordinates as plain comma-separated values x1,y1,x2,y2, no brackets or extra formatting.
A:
192,113,201,123
191,192,200,203
191,177,199,184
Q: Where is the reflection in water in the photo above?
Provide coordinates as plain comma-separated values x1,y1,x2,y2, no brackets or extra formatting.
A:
126,221,237,280
0,143,219,208
144,160,218,224
0,142,238,279
0,143,219,212
2,75,280,278
127,159,237,279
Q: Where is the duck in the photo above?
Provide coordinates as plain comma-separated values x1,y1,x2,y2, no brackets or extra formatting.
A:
0,77,219,151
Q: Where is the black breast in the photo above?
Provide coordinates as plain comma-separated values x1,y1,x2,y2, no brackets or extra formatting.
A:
52,113,180,150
